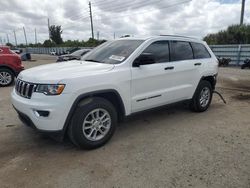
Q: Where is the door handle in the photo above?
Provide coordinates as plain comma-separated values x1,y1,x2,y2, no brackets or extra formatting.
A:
194,63,202,66
164,66,174,70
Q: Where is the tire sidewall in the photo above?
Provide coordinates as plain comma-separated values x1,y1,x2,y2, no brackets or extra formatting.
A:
194,81,213,112
0,69,14,87
70,98,117,149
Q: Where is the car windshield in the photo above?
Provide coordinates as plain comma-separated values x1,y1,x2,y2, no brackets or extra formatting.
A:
82,40,144,64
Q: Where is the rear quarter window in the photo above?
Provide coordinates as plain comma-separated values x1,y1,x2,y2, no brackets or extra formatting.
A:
191,42,211,59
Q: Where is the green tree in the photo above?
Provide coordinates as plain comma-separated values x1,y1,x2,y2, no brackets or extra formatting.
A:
6,43,13,47
43,39,56,47
49,25,63,44
204,24,250,45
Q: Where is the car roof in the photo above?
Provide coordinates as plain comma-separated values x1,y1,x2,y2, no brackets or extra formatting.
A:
117,35,204,43
0,46,10,49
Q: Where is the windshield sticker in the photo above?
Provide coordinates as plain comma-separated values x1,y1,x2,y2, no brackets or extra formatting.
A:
109,55,125,61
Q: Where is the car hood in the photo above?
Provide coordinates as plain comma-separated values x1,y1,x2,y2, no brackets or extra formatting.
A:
18,60,114,83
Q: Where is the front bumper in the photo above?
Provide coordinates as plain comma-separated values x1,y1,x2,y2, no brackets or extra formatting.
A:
14,107,64,140
11,88,73,132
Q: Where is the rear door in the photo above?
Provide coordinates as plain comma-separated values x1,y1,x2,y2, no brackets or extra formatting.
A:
167,40,204,101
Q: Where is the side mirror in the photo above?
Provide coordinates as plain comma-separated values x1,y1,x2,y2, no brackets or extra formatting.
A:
133,53,155,67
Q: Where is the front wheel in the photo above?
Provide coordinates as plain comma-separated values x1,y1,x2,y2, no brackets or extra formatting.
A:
190,80,212,112
0,68,14,87
68,97,117,149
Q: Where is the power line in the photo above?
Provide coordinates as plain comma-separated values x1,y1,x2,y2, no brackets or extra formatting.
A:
91,0,167,13
93,0,191,22
92,0,135,6
63,0,186,30
64,0,190,30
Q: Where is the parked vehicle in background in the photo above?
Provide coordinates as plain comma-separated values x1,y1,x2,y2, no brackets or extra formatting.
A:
217,57,231,67
57,49,91,62
11,36,218,149
66,47,81,54
50,50,56,56
11,48,22,54
0,46,24,86
21,53,31,61
241,58,250,69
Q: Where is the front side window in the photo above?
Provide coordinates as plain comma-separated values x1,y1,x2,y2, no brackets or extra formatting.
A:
142,41,170,63
170,41,193,61
82,40,144,64
191,42,211,59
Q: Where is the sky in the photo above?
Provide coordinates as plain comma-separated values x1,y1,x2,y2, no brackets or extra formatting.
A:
0,0,249,45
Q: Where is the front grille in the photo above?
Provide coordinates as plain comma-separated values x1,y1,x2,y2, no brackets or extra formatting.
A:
15,79,37,99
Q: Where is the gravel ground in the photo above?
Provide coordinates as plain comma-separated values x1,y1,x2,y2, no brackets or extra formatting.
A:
0,55,250,188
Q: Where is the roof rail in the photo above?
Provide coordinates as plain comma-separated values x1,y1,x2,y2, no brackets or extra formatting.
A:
159,34,198,39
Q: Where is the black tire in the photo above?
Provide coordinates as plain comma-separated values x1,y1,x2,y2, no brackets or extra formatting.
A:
190,80,213,112
67,97,117,149
241,64,246,69
0,68,15,87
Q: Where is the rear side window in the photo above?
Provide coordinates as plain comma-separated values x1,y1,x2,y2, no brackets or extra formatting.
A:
143,41,169,63
191,42,211,59
170,41,193,61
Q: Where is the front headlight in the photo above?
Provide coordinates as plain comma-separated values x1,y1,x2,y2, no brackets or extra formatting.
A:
35,84,65,95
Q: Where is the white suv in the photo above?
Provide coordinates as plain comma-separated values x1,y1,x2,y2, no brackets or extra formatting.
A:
11,36,218,149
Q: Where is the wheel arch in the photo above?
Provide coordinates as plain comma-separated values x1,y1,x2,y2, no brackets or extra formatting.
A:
201,75,216,90
62,89,126,138
0,65,16,76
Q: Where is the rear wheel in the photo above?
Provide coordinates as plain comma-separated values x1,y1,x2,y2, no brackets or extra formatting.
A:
0,68,14,87
190,80,212,112
68,97,117,149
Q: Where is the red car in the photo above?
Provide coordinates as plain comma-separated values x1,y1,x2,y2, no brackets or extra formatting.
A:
0,46,24,86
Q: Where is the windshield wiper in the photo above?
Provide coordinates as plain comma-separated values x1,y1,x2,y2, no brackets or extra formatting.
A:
84,59,102,63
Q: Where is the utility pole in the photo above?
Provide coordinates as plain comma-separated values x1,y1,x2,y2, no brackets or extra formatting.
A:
48,18,50,39
23,27,28,46
113,32,116,39
35,28,37,44
89,1,94,39
6,33,9,44
240,0,245,25
13,30,17,46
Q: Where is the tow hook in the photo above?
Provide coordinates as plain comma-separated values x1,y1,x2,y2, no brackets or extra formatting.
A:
213,90,226,104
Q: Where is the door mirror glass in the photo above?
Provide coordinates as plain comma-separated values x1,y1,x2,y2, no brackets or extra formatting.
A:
133,53,156,67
